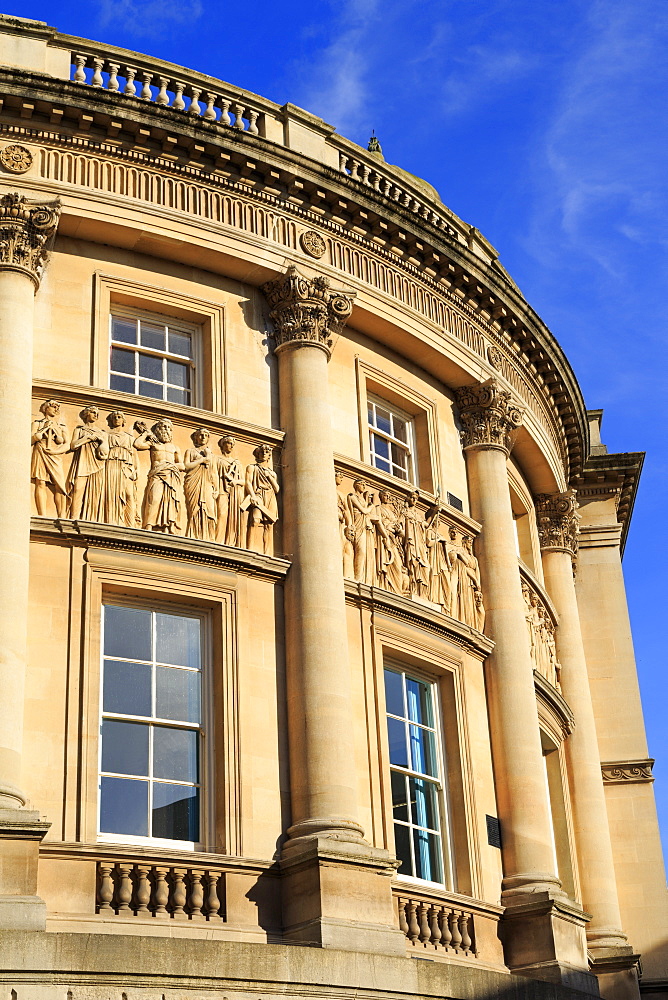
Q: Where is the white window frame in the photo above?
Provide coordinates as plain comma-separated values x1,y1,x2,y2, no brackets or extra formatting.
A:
108,306,202,408
367,394,417,484
384,661,454,890
97,598,212,852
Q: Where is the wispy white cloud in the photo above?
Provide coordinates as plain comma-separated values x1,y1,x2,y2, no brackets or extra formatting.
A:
439,44,538,116
96,0,203,39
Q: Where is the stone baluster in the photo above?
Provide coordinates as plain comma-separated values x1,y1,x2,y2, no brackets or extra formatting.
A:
124,67,137,96
72,54,86,83
134,865,151,915
449,908,462,951
459,911,472,953
107,63,119,92
349,159,360,180
536,492,635,972
428,904,442,947
361,164,371,185
170,868,188,919
339,153,348,173
204,870,222,918
439,907,452,949
115,863,133,912
189,88,202,116
97,863,114,912
231,102,245,129
140,72,153,101
0,192,60,930
219,99,231,126
91,57,104,87
203,93,217,121
151,866,169,916
247,109,259,135
188,871,205,918
417,901,430,944
406,901,419,944
398,898,408,936
155,77,170,106
172,81,186,111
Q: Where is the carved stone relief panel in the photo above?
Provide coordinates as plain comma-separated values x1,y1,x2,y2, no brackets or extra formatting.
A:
521,579,560,689
336,470,485,632
31,397,281,556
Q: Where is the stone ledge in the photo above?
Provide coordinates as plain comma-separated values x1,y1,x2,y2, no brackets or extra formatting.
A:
601,759,654,785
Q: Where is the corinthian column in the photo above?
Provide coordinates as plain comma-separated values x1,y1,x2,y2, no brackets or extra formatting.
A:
0,191,59,928
536,492,637,989
455,380,591,987
261,266,402,953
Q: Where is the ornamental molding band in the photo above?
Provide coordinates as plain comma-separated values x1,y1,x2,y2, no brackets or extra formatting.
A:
601,759,655,784
0,190,61,287
454,379,524,455
534,490,580,556
261,265,355,356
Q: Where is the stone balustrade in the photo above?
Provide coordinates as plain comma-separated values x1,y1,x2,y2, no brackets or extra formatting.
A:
96,858,225,919
70,52,261,134
396,892,476,956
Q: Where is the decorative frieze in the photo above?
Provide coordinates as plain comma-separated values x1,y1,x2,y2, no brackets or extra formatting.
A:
535,490,580,556
0,191,61,287
261,265,354,356
601,759,654,784
522,580,560,689
454,379,524,455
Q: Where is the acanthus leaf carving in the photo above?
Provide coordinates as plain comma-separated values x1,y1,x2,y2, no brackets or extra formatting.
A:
454,379,524,455
261,265,355,356
535,489,580,556
0,190,61,286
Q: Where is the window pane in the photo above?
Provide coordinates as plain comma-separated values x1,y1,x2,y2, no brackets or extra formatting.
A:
384,668,404,718
413,829,442,882
374,456,390,473
405,677,433,727
156,613,200,668
152,783,199,841
139,380,164,400
112,318,137,345
153,726,198,782
100,776,148,836
391,443,409,471
393,417,408,444
168,331,192,357
166,386,189,405
104,606,152,661
110,374,135,394
374,406,392,435
409,777,439,830
101,720,149,776
110,347,135,375
166,360,190,388
391,770,409,823
409,725,437,777
372,435,389,460
138,352,163,381
156,666,200,724
387,717,408,769
394,822,412,876
140,324,165,351
103,659,152,717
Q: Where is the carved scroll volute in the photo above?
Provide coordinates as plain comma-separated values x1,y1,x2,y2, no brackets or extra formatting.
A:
261,265,355,358
534,489,580,556
454,378,524,455
0,191,61,288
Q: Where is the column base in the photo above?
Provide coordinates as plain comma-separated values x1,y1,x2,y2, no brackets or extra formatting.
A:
590,949,641,1000
280,834,405,956
0,807,50,931
500,892,598,996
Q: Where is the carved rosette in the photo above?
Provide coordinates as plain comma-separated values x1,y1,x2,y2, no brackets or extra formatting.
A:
0,191,61,287
261,265,354,357
454,379,524,455
535,490,580,555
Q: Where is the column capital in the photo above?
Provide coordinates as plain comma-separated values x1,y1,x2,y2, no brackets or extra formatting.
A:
535,489,580,555
454,378,524,455
261,265,355,358
0,191,61,289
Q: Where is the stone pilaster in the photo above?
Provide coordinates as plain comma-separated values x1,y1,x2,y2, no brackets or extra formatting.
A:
261,266,402,955
455,382,593,991
536,490,639,999
0,191,60,929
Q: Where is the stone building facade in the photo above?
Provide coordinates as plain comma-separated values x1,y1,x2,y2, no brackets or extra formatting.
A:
0,14,666,1000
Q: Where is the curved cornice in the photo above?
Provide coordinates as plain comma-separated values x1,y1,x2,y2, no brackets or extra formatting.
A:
0,63,588,482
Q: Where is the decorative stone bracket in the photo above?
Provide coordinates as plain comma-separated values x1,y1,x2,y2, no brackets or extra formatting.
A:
0,190,61,288
261,265,355,357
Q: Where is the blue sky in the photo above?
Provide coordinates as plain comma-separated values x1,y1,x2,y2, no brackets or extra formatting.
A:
6,0,668,864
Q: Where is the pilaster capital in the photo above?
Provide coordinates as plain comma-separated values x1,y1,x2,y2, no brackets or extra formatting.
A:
0,191,61,288
535,490,580,555
454,378,524,455
261,265,355,358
